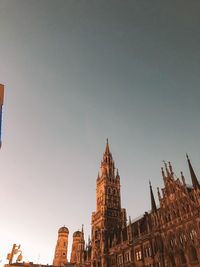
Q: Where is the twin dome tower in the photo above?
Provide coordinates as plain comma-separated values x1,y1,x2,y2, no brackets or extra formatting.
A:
53,225,85,266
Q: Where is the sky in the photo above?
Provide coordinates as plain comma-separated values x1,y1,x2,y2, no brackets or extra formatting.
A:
0,0,200,265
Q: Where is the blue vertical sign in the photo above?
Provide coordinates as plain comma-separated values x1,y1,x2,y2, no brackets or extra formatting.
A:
0,84,4,148
0,104,3,143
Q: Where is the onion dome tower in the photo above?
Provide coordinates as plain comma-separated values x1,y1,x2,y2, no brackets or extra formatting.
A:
70,226,85,264
53,226,69,266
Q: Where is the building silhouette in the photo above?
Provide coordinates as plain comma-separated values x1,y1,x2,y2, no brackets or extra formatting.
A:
53,140,200,267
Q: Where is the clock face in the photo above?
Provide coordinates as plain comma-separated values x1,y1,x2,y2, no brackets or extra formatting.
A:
169,193,175,200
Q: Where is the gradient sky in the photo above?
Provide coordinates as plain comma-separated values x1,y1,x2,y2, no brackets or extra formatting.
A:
0,0,200,265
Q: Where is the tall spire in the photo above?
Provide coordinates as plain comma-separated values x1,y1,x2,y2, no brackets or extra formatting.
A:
186,154,200,190
105,138,110,154
101,139,114,178
149,181,157,212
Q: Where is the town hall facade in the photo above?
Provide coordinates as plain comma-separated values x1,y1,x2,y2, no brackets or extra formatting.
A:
53,140,200,267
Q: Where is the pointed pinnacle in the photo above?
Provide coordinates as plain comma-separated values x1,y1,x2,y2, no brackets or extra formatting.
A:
186,154,200,190
105,138,110,154
149,181,157,212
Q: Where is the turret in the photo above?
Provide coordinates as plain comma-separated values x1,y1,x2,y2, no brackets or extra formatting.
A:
161,167,167,187
164,161,170,180
116,168,120,183
97,171,100,181
157,187,162,207
168,162,175,181
149,181,157,212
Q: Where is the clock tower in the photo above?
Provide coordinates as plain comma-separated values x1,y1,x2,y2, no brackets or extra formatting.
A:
91,139,126,267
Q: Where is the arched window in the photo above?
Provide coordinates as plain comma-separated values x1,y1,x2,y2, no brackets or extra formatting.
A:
154,240,157,253
155,216,158,226
179,235,183,245
170,254,176,266
169,234,176,248
95,230,98,239
186,204,190,212
183,234,187,242
170,239,174,248
189,229,197,241
180,250,186,264
189,246,198,262
190,231,194,241
182,206,186,213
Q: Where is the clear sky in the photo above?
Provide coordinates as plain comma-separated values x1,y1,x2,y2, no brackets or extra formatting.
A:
0,0,200,265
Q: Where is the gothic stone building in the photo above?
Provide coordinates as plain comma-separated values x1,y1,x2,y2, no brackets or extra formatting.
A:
53,140,200,267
